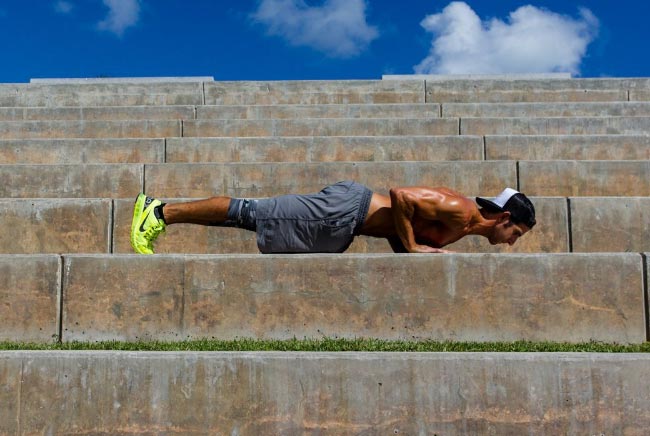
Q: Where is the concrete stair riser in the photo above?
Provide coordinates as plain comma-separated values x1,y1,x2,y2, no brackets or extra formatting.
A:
182,118,459,137
57,254,645,343
2,352,650,434
0,164,142,198
461,116,650,135
0,138,164,164
203,80,426,104
166,136,483,163
143,162,516,198
0,106,195,121
444,102,650,117
485,135,650,160
0,120,181,139
0,82,204,107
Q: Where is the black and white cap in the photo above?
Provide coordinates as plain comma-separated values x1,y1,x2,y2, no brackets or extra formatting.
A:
476,188,537,228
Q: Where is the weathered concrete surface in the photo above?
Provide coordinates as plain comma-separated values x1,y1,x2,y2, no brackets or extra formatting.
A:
629,90,650,101
165,136,483,163
0,120,181,139
182,118,459,137
519,161,650,196
444,101,650,117
62,256,185,341
570,197,650,252
112,197,566,255
0,105,195,121
461,116,650,135
0,255,60,341
0,138,164,164
3,351,650,435
0,82,204,107
485,135,650,160
425,78,648,103
0,164,142,198
196,103,440,119
203,80,426,104
62,254,645,342
0,199,111,253
143,162,515,198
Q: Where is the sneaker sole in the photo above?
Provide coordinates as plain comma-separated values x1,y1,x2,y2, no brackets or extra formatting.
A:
130,193,148,254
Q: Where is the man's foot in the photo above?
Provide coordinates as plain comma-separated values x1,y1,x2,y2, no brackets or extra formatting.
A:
131,193,166,254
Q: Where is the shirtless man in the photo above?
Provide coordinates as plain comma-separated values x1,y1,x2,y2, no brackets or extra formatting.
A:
130,180,536,255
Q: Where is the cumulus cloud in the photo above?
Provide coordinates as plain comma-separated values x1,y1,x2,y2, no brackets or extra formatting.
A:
97,0,141,37
252,0,379,58
415,2,599,75
54,1,73,14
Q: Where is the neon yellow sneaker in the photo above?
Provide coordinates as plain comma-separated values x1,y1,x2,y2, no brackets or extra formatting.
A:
130,193,166,254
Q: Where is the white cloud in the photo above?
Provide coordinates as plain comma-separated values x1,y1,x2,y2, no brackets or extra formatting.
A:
54,1,73,14
415,2,599,75
252,0,379,58
97,0,141,37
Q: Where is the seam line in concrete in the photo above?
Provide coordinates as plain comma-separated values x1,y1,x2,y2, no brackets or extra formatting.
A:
642,252,649,342
515,160,520,191
566,198,573,253
17,358,23,433
109,200,114,254
142,164,146,194
57,256,64,343
163,137,167,163
202,81,206,105
180,120,184,137
482,136,487,160
439,103,443,118
458,117,462,135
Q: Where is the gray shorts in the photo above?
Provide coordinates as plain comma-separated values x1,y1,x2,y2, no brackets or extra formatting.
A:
230,181,372,253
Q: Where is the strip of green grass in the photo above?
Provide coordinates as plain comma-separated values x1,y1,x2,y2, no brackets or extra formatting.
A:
1,338,649,352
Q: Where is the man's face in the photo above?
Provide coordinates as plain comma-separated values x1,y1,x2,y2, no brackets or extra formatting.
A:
488,213,531,246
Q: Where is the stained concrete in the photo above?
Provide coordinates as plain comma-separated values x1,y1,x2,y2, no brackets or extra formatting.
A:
0,164,142,198
0,138,164,164
142,161,515,198
61,254,645,343
0,105,195,121
203,80,426,105
0,120,181,139
0,199,111,253
461,116,650,135
519,161,650,196
485,135,650,160
2,351,650,435
444,102,650,117
0,255,60,341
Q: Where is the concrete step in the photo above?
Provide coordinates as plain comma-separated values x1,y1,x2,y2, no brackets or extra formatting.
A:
196,103,440,119
425,78,650,102
142,162,515,198
182,118,459,137
0,120,181,139
108,196,563,255
461,116,650,135
2,351,649,434
8,195,650,255
485,135,650,160
0,81,204,107
0,138,164,164
0,103,441,122
23,253,645,342
0,164,142,198
519,161,650,196
0,199,111,253
203,80,426,104
0,105,195,121
6,161,650,199
166,136,482,163
2,254,643,342
444,102,650,117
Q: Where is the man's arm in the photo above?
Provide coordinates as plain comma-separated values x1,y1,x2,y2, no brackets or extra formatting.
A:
389,187,468,253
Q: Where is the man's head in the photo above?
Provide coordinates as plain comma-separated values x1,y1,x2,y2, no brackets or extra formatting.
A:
476,188,536,246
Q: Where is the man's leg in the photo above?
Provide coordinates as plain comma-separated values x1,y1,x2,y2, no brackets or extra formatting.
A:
131,194,233,254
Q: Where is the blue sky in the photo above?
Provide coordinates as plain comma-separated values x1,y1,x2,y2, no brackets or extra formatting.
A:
0,0,648,83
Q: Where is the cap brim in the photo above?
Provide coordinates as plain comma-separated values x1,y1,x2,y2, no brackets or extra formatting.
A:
476,197,504,211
